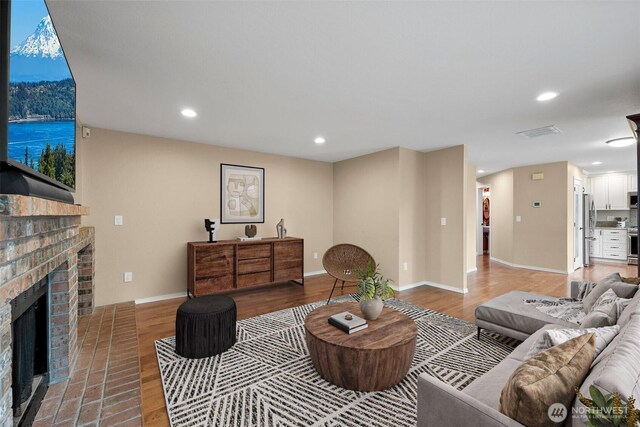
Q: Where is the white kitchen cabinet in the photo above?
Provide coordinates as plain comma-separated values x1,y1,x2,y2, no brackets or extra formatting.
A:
629,174,638,192
590,176,609,210
588,174,629,210
608,175,629,209
590,229,603,258
592,228,627,261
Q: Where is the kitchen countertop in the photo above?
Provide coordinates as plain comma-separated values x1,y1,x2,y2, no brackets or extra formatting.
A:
595,227,631,230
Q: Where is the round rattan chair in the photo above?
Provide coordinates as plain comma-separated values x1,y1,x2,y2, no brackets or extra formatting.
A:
322,244,375,304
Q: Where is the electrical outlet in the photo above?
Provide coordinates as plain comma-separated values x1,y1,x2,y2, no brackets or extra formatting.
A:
114,215,123,226
313,252,318,259
124,272,133,283
441,218,446,226
516,216,522,222
403,262,408,271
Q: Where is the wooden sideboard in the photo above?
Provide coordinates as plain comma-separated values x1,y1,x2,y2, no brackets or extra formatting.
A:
187,237,304,297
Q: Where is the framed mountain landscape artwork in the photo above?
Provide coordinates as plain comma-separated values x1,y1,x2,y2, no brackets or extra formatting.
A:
220,164,265,224
6,0,77,190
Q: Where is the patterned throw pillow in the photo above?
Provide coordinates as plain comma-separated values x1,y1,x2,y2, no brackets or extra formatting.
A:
581,289,631,328
524,325,619,360
582,273,638,313
500,334,596,427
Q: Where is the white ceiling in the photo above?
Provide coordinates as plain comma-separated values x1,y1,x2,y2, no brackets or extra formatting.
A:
46,1,640,175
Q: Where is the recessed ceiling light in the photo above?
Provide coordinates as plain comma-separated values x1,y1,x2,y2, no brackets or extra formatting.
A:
592,161,602,165
605,137,635,147
536,92,558,102
478,170,485,173
314,136,326,144
181,108,197,118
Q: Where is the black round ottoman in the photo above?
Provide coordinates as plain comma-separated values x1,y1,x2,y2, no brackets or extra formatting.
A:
175,295,237,358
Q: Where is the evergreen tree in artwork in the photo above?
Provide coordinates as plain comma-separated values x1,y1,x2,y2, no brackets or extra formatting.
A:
36,143,75,187
23,146,29,166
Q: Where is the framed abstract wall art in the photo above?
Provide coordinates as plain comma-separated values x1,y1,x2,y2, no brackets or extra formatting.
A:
220,163,265,224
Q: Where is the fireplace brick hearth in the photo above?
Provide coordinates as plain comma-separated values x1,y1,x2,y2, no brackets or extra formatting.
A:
0,195,94,426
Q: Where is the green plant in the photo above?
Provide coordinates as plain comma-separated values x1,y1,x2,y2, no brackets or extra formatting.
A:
575,386,640,426
356,261,394,302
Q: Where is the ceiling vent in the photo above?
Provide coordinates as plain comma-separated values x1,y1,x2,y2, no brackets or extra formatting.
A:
516,125,562,139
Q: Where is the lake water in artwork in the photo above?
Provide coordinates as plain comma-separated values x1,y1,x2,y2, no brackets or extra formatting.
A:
8,120,75,168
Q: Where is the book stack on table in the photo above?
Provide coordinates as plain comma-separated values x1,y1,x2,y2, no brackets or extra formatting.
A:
328,311,368,334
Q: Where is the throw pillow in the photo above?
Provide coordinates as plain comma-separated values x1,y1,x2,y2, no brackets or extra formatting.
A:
499,333,596,427
582,288,632,327
581,311,615,328
621,276,640,285
524,325,619,360
582,273,637,313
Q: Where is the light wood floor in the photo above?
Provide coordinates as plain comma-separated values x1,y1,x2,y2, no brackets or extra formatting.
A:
136,256,637,426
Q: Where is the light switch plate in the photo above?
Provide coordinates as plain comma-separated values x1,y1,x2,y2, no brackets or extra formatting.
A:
516,216,522,222
124,272,133,282
441,218,447,226
114,215,123,226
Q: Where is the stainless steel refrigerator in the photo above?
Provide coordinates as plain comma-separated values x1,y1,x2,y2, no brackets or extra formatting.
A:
583,194,597,266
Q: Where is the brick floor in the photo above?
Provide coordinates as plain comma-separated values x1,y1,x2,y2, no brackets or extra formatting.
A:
34,303,142,426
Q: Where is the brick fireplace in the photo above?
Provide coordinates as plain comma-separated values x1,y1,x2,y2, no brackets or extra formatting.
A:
0,195,94,426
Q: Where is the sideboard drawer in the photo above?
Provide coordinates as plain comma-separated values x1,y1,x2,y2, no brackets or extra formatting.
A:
238,244,272,260
237,271,271,288
238,258,271,275
193,275,234,296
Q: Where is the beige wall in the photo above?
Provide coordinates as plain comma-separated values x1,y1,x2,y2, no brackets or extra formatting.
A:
398,148,426,285
333,148,400,284
422,145,468,291
466,163,477,272
512,162,568,272
481,161,579,273
80,128,334,306
480,169,514,263
333,146,469,292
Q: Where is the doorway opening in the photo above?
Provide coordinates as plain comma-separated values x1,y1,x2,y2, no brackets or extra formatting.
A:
478,186,491,257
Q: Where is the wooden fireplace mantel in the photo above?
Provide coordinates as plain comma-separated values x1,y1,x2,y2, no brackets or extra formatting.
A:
0,194,90,217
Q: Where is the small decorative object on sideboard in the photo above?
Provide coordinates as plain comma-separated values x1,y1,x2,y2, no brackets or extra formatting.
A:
356,262,395,321
245,225,257,238
204,218,219,243
328,311,368,334
276,218,287,239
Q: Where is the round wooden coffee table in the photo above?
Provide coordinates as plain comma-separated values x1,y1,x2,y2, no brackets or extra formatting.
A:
304,302,417,391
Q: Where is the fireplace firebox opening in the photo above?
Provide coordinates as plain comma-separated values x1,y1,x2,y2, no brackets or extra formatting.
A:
11,277,49,427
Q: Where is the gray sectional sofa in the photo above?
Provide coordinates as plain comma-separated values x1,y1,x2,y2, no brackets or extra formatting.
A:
417,280,640,426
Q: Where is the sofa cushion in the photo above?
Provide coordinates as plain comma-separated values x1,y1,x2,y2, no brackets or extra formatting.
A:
475,291,578,337
472,324,581,408
617,289,640,327
499,333,596,427
575,315,640,416
524,325,619,360
463,357,523,411
583,273,637,313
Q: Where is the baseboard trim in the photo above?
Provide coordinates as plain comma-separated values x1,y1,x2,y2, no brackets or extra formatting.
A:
135,292,187,305
423,281,469,294
490,257,569,275
392,281,427,292
304,270,326,277
467,268,477,274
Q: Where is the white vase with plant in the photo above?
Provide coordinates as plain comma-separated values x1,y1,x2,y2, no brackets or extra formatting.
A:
356,262,394,321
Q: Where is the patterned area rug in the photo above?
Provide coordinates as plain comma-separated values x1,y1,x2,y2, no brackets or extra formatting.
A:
155,295,518,427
